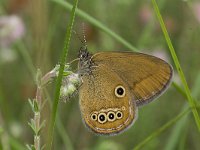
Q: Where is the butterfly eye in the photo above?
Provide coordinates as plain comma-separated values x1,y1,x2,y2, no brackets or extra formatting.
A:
91,113,97,121
116,111,123,120
98,113,107,124
115,85,126,98
107,111,116,122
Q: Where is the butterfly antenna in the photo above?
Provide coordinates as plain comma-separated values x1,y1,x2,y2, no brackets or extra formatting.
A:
72,30,85,45
82,22,87,49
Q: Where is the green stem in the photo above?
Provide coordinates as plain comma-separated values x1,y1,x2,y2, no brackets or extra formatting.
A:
47,0,78,149
151,0,200,131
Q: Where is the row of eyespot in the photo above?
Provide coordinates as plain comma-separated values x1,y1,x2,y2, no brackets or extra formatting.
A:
90,111,123,124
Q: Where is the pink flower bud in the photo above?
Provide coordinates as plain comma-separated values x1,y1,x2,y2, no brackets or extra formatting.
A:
0,15,25,47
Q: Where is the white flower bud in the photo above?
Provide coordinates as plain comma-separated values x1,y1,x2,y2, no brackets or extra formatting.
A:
60,73,81,102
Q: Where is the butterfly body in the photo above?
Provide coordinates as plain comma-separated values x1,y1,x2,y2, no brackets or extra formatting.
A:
78,48,173,135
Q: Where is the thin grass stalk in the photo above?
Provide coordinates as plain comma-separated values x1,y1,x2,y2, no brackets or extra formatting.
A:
151,0,200,131
47,0,79,149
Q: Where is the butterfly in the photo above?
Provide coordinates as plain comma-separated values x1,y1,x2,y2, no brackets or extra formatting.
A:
77,46,173,135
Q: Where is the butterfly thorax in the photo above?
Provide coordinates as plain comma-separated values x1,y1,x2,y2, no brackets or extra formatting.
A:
78,46,94,75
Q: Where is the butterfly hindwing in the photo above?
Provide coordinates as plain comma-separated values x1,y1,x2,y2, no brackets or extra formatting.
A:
79,64,137,135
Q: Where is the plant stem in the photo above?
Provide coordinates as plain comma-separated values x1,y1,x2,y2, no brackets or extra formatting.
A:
47,0,79,149
34,87,42,149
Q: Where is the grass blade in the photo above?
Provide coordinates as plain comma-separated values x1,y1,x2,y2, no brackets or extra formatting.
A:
47,0,79,149
151,0,200,131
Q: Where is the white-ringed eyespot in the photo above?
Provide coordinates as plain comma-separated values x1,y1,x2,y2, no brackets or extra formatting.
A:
90,113,98,121
115,85,126,98
116,111,123,120
107,111,116,122
98,112,107,124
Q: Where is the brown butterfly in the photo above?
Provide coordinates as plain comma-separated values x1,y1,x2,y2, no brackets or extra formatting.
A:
78,47,173,135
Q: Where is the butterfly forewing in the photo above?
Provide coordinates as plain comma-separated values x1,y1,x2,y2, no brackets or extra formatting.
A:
92,52,173,106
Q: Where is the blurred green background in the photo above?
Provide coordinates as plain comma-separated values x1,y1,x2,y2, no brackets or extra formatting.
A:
0,0,200,150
